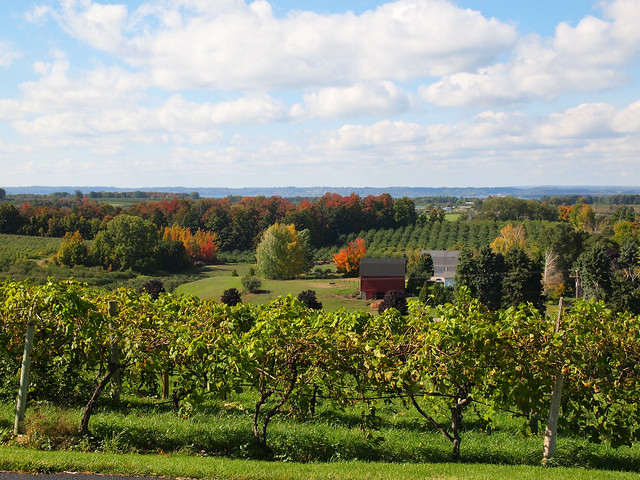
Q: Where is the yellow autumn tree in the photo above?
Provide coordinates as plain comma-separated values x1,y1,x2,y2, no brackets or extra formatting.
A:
490,223,527,255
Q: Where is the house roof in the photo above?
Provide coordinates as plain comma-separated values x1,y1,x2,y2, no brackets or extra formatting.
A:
421,250,460,267
359,257,406,277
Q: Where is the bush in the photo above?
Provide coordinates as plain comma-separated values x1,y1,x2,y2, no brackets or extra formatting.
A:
140,279,165,300
378,290,408,315
242,268,262,293
221,287,242,306
297,290,322,309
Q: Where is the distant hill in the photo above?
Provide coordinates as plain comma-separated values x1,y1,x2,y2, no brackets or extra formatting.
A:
4,185,640,199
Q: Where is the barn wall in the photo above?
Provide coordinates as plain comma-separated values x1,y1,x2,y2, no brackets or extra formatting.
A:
360,276,405,299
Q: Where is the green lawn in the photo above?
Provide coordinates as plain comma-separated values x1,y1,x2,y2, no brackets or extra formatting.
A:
2,447,639,480
175,263,372,312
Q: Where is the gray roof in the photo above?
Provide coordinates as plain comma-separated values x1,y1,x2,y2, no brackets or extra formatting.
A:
422,250,460,280
359,257,406,277
421,250,460,267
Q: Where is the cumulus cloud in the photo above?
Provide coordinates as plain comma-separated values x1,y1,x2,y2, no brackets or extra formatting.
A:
421,0,640,106
293,82,412,118
46,0,517,90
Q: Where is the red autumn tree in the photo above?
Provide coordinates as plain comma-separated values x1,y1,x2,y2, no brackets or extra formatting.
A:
333,238,366,276
162,225,219,263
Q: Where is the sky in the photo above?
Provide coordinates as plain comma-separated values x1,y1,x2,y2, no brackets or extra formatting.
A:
0,0,639,189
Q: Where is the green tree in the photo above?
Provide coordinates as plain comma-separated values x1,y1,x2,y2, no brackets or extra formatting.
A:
256,223,306,279
574,243,612,300
393,196,417,226
502,246,544,310
454,248,477,297
0,204,23,234
406,252,434,295
0,187,5,199
474,246,505,310
91,214,159,271
56,231,89,267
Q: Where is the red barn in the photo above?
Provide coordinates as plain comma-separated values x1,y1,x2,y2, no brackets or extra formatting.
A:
359,257,406,299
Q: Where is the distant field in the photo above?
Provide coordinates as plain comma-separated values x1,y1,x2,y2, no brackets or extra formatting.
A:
175,263,372,312
0,233,61,263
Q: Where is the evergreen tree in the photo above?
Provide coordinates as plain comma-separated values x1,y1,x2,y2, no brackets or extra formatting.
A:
574,243,613,301
474,246,505,310
454,248,477,297
502,247,544,310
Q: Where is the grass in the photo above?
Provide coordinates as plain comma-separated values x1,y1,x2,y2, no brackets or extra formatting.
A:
2,395,640,480
175,263,372,312
3,447,640,480
3,393,640,473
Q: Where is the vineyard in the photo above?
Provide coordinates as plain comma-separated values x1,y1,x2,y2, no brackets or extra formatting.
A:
0,234,61,265
2,279,640,467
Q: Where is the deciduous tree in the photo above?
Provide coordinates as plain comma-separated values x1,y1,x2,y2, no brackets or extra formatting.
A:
256,223,305,280
91,215,159,272
333,238,366,276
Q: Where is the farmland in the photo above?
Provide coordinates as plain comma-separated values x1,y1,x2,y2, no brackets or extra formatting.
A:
175,263,368,311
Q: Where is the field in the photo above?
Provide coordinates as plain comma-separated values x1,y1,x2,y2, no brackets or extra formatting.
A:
175,263,371,311
0,233,61,264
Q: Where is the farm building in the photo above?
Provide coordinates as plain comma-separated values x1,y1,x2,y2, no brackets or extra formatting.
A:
421,250,460,287
359,257,406,299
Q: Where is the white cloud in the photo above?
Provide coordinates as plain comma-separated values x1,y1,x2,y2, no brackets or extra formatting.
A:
420,0,640,107
4,52,146,118
293,82,411,118
48,0,517,90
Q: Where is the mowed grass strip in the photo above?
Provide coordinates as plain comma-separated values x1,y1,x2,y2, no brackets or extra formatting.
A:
2,446,640,480
175,264,370,312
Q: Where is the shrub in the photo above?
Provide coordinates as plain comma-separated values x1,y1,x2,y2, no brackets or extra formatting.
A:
378,290,408,315
242,268,262,293
297,290,323,309
140,279,165,300
221,287,242,306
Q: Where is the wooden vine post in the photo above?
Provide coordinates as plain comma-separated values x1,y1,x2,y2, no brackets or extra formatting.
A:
14,318,35,435
109,300,121,406
543,297,564,464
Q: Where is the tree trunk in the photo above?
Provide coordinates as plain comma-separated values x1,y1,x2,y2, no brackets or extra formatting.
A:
78,364,118,435
161,369,170,399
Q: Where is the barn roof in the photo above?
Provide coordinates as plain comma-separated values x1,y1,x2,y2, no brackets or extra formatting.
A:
359,257,406,277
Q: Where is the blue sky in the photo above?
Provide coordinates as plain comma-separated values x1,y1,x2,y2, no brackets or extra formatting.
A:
1,0,639,188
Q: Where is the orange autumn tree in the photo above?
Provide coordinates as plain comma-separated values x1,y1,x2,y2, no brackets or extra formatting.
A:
333,238,366,276
162,225,219,263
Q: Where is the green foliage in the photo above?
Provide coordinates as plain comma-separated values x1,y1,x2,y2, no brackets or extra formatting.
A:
502,246,544,310
256,223,305,280
574,243,612,300
478,196,558,221
241,269,262,293
0,204,23,234
4,279,640,460
393,197,417,226
406,253,434,295
91,215,159,272
56,231,89,267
